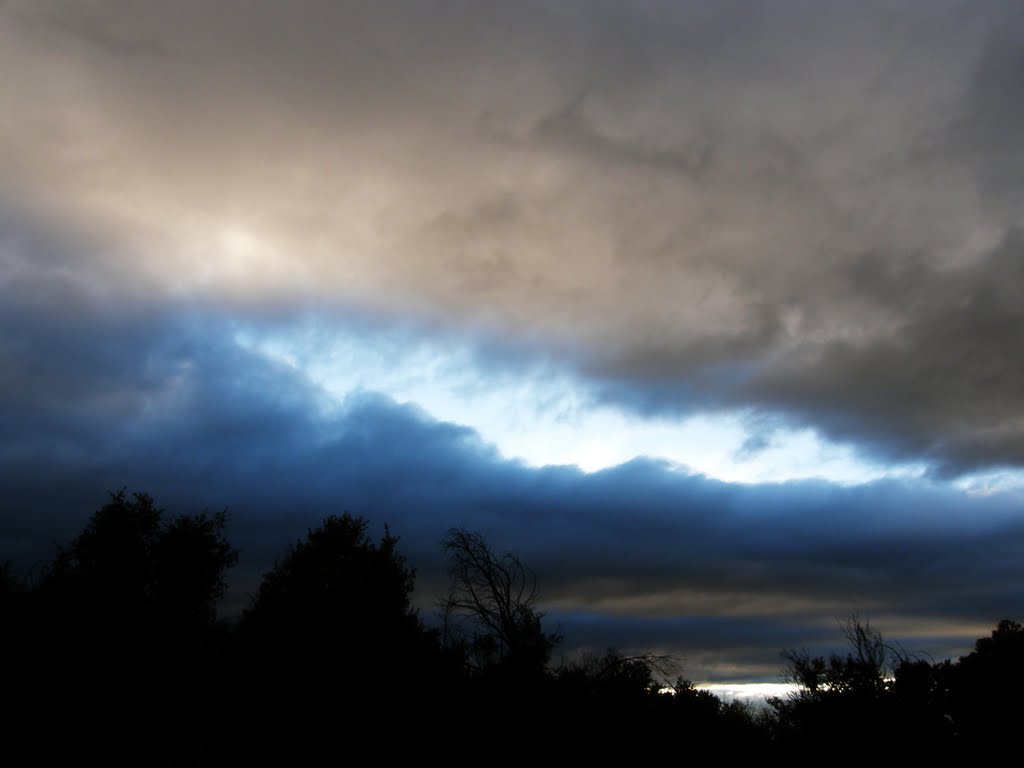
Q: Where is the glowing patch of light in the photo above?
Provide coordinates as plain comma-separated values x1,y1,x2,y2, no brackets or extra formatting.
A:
233,324,926,484
172,222,309,293
219,226,261,256
698,682,798,703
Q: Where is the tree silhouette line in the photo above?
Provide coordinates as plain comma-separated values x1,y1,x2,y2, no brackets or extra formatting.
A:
2,489,1022,765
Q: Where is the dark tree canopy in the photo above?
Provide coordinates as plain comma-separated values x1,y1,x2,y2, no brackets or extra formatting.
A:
44,488,237,633
4,488,1024,766
950,619,1024,750
10,490,239,765
236,513,440,761
239,512,434,691
780,616,898,699
149,508,238,629
772,616,956,764
243,513,420,647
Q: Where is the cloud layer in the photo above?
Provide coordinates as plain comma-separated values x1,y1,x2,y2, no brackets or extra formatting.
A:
2,277,1021,680
3,1,1024,681
2,1,1023,472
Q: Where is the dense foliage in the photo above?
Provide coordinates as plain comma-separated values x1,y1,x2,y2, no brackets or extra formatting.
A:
2,490,1022,765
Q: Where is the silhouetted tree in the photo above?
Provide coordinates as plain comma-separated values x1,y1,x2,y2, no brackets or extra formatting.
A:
21,489,238,765
236,513,438,761
564,650,663,691
949,619,1024,753
784,616,899,697
43,489,237,633
242,513,424,661
439,528,560,678
431,530,562,765
47,489,163,631
150,508,238,634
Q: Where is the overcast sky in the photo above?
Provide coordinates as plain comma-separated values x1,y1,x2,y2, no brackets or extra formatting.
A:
3,0,1023,683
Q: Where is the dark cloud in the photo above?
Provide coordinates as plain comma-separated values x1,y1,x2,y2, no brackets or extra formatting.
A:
746,231,1024,473
3,0,1024,680
947,13,1024,211
2,277,1022,681
10,1,165,58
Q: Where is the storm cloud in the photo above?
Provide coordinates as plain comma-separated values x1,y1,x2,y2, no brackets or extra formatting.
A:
2,278,1021,681
2,1,1024,681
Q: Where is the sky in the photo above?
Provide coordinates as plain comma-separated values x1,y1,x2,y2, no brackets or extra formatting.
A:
2,0,1024,684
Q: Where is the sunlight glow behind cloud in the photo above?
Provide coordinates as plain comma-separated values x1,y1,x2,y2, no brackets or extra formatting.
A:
233,324,927,484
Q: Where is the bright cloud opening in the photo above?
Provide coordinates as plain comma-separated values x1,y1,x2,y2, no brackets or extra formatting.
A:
234,323,929,484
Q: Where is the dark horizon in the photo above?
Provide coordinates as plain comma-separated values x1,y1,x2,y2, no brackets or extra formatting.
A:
11,492,1020,765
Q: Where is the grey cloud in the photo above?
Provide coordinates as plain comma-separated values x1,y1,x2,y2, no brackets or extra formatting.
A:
946,14,1024,211
530,93,715,179
4,0,1024,677
3,2,1023,475
11,1,165,58
746,231,1024,473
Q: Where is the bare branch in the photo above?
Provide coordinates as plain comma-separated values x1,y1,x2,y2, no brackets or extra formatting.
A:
439,528,558,671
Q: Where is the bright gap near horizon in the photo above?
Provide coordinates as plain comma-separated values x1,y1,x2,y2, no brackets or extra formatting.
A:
233,323,935,486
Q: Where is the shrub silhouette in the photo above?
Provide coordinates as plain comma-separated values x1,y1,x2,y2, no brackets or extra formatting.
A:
772,616,955,764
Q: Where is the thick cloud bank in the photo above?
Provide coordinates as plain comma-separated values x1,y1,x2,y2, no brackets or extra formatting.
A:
1,1,1023,473
2,2,1024,681
2,277,1021,680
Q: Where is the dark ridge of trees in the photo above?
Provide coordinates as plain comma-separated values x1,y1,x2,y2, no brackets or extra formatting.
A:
770,616,955,764
770,616,1024,764
3,490,1024,766
547,650,770,764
